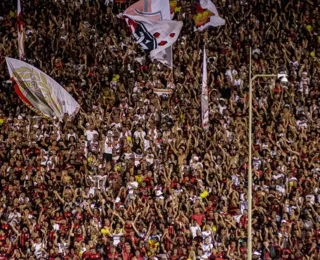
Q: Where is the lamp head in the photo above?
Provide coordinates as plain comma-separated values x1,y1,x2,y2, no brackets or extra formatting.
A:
277,73,288,85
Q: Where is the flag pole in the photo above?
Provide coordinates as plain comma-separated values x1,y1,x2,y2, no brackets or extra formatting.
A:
248,47,253,260
201,44,209,131
17,0,25,60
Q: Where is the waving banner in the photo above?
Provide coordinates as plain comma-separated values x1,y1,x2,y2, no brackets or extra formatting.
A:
125,16,182,65
169,0,225,30
194,0,225,31
121,0,182,67
123,0,171,20
153,88,173,97
6,57,80,118
169,0,181,19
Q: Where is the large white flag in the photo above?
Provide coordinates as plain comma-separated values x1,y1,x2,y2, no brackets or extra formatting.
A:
201,47,209,130
6,57,80,118
194,0,225,31
121,0,181,67
124,16,182,66
124,0,171,20
17,0,25,60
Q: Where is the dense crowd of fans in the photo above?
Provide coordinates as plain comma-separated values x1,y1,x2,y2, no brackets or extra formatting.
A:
0,0,320,259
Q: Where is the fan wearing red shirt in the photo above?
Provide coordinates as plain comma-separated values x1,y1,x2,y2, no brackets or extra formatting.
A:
89,250,101,260
240,210,248,228
82,249,100,260
74,206,84,222
122,243,133,260
169,248,180,260
18,227,31,247
278,248,292,260
132,250,144,260
107,246,120,259
82,250,91,260
209,246,226,260
0,230,6,245
49,252,62,260
191,207,206,226
0,253,7,260
0,244,8,260
2,239,12,257
74,228,85,243
206,201,217,213
126,230,138,247
64,249,79,260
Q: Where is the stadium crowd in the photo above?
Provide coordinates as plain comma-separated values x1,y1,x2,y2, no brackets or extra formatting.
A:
0,0,320,259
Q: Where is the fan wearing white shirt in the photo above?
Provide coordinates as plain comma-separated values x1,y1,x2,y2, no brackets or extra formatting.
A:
148,126,158,139
103,139,113,162
299,71,310,95
32,237,45,258
202,237,214,258
127,176,138,196
145,148,155,167
134,125,146,140
201,225,213,244
84,125,98,142
134,149,143,166
143,135,151,151
67,127,77,140
112,225,124,246
190,220,201,238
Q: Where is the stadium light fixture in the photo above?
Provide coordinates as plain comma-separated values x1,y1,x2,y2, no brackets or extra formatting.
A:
247,49,288,260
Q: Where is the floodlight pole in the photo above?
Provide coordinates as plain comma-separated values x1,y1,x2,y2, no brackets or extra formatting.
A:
248,47,276,260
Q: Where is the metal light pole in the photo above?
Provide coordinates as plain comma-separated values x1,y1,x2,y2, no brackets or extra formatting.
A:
248,47,253,260
248,47,277,260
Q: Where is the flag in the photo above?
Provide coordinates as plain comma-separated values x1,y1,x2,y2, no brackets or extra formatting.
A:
6,57,80,119
17,0,25,60
125,16,182,66
169,0,181,19
121,0,181,67
153,88,173,97
201,47,209,130
123,0,171,20
193,0,225,31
